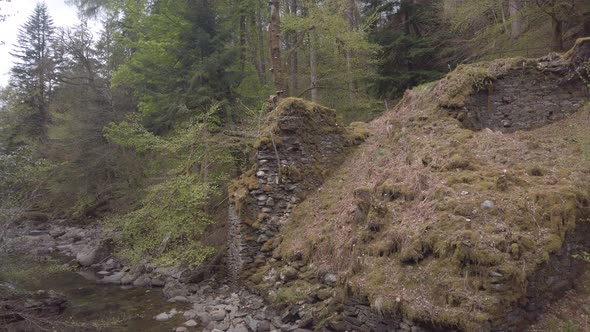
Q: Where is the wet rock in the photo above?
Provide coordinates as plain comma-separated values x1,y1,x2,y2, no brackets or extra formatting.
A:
76,239,113,267
184,319,198,327
102,271,125,284
164,279,189,298
132,275,151,287
151,278,165,287
120,273,138,285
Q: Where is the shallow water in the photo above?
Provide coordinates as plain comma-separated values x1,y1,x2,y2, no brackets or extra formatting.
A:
0,255,189,331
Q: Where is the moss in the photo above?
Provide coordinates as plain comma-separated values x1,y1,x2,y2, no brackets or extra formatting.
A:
271,280,314,305
261,239,275,252
527,165,545,176
445,156,476,171
510,243,520,259
434,57,536,108
228,168,258,214
377,180,415,201
545,234,563,254
282,165,302,182
345,121,370,145
447,173,479,185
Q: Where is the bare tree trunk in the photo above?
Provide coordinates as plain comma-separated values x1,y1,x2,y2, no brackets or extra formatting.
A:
345,0,359,102
499,1,509,35
270,0,286,97
551,17,563,51
288,0,298,96
239,14,247,71
509,0,524,38
309,32,318,102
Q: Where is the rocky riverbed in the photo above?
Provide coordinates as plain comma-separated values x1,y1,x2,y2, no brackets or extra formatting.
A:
0,219,316,332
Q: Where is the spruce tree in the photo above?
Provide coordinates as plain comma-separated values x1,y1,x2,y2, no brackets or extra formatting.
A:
9,2,57,142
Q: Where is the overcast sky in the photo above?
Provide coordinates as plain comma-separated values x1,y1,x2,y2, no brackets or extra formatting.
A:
0,0,97,86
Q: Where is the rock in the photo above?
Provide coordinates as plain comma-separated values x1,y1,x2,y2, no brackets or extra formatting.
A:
228,324,249,332
210,309,227,321
102,271,125,284
246,316,260,331
176,328,188,332
76,239,113,267
132,275,151,287
322,273,337,286
154,312,170,321
151,278,165,287
197,312,212,324
169,295,190,303
121,273,138,285
97,270,110,275
214,322,230,331
481,200,495,209
164,279,189,298
103,258,118,271
183,310,197,319
184,319,198,327
257,320,272,332
280,267,298,282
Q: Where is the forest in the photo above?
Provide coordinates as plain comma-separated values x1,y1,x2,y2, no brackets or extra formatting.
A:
0,0,590,330
0,0,590,332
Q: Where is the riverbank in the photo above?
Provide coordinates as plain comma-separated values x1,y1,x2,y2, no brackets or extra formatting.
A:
0,218,314,332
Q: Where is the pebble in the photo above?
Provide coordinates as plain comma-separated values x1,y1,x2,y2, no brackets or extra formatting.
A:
481,200,495,209
183,319,198,327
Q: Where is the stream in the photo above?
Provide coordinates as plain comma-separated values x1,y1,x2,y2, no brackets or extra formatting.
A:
0,255,187,331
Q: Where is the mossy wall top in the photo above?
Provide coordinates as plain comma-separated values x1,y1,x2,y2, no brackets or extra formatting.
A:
444,39,590,132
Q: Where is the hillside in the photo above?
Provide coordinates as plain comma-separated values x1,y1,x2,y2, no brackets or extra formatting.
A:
230,39,590,331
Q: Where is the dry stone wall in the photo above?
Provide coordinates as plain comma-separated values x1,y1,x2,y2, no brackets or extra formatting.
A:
228,99,356,281
450,51,589,132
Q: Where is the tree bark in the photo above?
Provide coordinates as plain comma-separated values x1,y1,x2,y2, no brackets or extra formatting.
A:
509,0,524,39
551,16,563,51
309,32,318,102
269,0,286,97
288,0,298,96
345,0,359,102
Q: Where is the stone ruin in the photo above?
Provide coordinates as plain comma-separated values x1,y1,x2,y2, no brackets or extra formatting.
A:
448,39,590,132
228,98,359,282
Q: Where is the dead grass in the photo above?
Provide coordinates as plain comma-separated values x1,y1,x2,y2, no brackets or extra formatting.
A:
276,78,590,329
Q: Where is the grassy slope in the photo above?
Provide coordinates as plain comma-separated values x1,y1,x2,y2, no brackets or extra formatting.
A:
276,58,590,329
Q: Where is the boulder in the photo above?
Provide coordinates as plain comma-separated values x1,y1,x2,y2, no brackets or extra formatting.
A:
102,272,125,284
76,239,113,267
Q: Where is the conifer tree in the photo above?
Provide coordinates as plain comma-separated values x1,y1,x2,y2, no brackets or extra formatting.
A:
9,2,57,142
